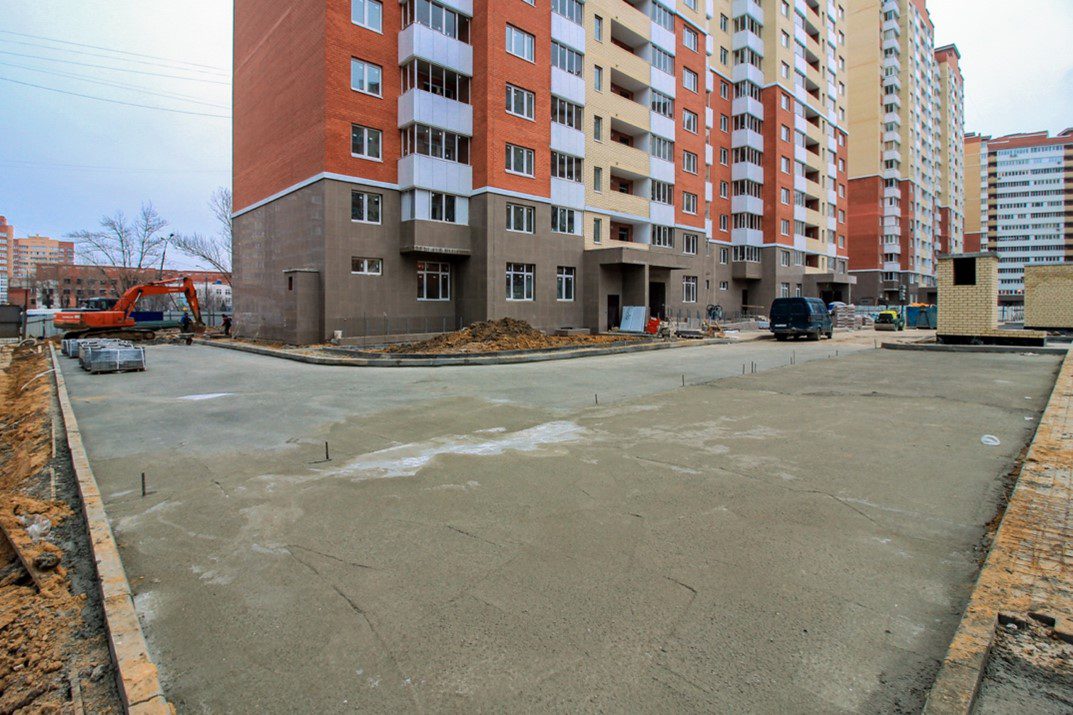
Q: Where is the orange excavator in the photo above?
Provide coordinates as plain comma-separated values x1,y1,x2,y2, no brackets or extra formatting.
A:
54,276,205,341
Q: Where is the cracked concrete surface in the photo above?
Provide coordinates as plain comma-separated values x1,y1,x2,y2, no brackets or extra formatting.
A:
57,339,1061,712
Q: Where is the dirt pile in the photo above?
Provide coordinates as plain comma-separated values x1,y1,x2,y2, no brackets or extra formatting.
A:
381,318,640,354
0,346,119,713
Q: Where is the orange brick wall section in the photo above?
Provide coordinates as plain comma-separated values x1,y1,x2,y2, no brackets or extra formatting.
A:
324,0,400,184
760,85,794,247
709,74,733,241
233,0,327,212
674,17,707,229
835,128,848,258
847,176,882,270
471,0,551,197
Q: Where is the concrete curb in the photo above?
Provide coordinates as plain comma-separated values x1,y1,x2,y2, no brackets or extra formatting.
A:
49,346,171,714
923,349,1073,713
882,341,1068,355
194,335,753,367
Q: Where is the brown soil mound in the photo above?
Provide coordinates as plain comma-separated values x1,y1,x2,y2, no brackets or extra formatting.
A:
0,346,119,713
381,318,640,354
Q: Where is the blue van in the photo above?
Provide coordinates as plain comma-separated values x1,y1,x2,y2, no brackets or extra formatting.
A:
769,297,833,341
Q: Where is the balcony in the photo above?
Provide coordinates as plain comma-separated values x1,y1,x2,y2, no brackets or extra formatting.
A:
732,261,763,281
397,90,472,135
732,62,764,86
732,29,764,57
732,162,763,183
604,92,650,133
397,155,472,193
608,41,649,87
399,220,471,257
731,195,763,216
731,128,763,152
398,23,472,76
732,96,764,119
732,0,764,24
607,140,649,177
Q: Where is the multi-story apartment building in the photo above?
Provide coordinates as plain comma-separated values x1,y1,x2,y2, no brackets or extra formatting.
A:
846,0,962,304
0,216,12,303
232,0,852,344
10,235,75,284
933,44,964,256
708,0,852,311
964,129,1073,302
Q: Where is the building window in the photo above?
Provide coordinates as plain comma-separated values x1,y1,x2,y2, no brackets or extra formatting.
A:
402,0,471,42
592,115,603,140
552,41,583,76
505,143,535,176
552,96,583,129
593,166,602,192
551,207,576,234
351,124,382,160
652,47,674,75
351,257,383,275
683,27,698,52
506,84,535,119
429,192,457,222
683,150,697,174
506,25,535,61
651,90,673,118
780,250,790,267
506,263,535,301
402,59,470,101
551,151,582,182
719,247,729,264
779,282,790,298
593,65,603,91
593,217,602,243
682,192,698,214
683,68,698,93
352,0,383,32
417,261,450,301
650,135,674,161
552,0,583,24
683,233,698,255
401,124,470,163
683,276,698,303
593,14,603,40
653,225,674,248
350,58,382,96
683,109,698,133
557,266,575,301
650,2,673,30
351,191,382,223
506,203,535,233
651,180,673,204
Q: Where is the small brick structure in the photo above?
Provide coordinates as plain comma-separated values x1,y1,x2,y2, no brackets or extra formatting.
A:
936,252,1047,345
1024,265,1073,331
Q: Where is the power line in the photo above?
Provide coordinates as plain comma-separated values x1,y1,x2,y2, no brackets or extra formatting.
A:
0,50,230,85
0,76,232,119
0,29,228,72
0,159,229,174
0,60,231,109
0,37,230,77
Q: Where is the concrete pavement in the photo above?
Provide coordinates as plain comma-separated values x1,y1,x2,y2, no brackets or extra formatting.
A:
58,336,1059,712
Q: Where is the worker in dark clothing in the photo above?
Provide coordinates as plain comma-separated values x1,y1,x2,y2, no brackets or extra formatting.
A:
179,311,192,333
222,314,233,337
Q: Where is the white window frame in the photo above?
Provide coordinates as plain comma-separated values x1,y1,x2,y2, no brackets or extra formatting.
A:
683,27,699,52
351,190,382,224
351,257,383,275
506,203,535,233
683,233,698,255
417,261,451,301
682,276,698,303
683,67,698,93
683,109,698,133
505,143,535,177
682,192,698,215
683,150,697,174
556,266,576,302
506,263,535,301
350,58,382,97
429,192,458,223
351,124,382,161
506,25,535,62
351,0,383,32
506,84,535,120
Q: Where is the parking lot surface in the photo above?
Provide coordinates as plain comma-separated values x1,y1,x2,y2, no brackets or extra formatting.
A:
58,338,1061,712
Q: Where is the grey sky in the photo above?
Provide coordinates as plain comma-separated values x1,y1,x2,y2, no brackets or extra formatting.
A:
0,1,1069,271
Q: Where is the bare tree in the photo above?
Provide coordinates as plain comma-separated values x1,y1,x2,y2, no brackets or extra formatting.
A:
172,187,232,284
67,202,169,294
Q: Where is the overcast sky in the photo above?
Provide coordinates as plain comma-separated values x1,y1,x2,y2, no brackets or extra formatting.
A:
0,1,1070,270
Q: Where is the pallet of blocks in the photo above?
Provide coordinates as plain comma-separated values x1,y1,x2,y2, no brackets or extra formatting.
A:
833,305,863,330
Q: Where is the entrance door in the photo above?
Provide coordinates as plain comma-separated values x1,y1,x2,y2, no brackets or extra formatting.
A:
648,282,666,320
607,294,620,330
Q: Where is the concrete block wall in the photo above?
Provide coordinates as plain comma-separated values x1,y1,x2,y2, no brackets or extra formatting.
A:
1024,265,1073,330
937,253,999,336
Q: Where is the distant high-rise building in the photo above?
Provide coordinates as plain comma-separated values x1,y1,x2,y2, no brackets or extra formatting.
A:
964,129,1073,302
0,216,12,303
846,0,962,304
11,235,76,284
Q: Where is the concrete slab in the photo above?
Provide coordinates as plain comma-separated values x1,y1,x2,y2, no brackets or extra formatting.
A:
57,338,1060,712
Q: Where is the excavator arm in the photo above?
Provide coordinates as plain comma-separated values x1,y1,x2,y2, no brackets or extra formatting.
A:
113,277,204,326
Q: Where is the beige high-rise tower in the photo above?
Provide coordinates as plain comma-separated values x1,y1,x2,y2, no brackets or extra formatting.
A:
846,0,962,304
